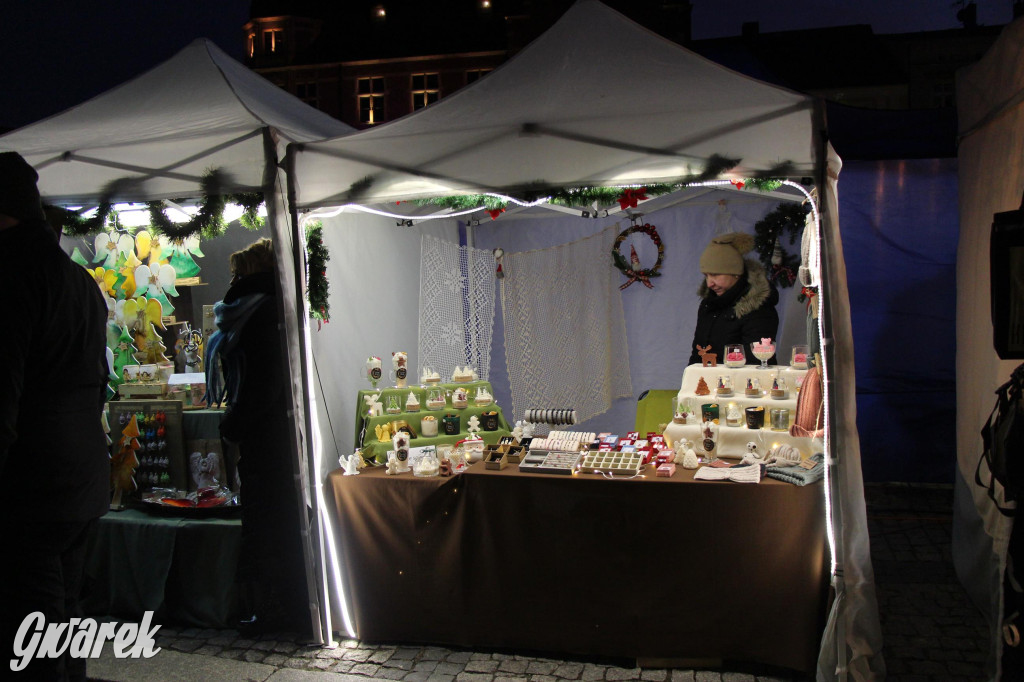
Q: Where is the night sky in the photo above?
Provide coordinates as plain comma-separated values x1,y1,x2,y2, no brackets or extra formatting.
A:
0,0,1015,131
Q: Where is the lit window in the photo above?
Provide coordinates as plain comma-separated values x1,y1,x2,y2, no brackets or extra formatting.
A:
358,77,386,124
411,73,440,110
263,29,284,53
466,68,492,85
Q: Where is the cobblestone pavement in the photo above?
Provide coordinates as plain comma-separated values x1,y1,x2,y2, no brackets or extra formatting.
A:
87,483,988,682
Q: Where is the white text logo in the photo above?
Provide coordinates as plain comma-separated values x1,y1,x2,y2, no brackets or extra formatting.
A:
10,612,162,671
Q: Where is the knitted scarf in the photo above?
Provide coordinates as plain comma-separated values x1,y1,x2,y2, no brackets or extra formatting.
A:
204,292,267,406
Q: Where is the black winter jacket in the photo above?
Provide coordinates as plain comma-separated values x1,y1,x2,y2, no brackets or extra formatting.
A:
687,259,780,366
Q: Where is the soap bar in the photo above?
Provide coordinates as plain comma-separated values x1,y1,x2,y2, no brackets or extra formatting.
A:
656,462,676,477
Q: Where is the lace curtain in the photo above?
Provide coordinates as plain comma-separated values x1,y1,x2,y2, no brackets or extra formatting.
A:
418,235,496,381
500,225,632,424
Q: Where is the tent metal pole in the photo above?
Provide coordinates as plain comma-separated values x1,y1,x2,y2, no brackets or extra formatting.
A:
268,131,331,646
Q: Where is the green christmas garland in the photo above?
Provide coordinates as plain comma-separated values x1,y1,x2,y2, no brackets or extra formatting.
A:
407,158,796,218
305,221,331,327
45,170,265,239
752,202,810,288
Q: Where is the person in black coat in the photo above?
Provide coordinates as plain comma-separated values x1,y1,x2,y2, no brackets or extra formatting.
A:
0,152,109,681
687,232,780,366
205,238,309,635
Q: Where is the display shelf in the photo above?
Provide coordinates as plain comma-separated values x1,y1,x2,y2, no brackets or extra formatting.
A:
664,363,819,458
355,381,511,463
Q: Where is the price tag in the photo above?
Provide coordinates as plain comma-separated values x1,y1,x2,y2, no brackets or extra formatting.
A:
798,459,818,470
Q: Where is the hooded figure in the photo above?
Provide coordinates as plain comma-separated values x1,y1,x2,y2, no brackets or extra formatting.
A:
687,232,779,365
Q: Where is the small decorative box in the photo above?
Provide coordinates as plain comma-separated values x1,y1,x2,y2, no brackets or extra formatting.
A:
483,446,508,469
656,462,676,477
626,431,639,440
655,450,674,466
506,445,524,464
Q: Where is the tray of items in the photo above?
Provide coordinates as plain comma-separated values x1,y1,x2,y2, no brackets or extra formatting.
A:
517,450,582,475
578,451,644,477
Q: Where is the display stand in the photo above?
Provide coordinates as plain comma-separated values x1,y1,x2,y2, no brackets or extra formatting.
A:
663,364,819,457
355,381,511,463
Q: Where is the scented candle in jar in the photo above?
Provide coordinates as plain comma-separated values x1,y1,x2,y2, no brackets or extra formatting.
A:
724,343,746,368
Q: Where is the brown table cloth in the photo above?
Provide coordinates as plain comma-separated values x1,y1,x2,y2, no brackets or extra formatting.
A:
327,461,828,673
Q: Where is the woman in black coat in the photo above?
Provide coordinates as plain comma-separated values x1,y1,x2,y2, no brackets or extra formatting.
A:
687,232,780,366
206,238,309,635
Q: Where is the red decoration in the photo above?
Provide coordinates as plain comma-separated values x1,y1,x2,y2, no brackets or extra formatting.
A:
487,208,505,220
616,187,648,210
730,179,745,190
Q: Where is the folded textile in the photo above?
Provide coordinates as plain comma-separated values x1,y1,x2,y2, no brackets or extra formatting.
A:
693,462,762,483
764,453,825,486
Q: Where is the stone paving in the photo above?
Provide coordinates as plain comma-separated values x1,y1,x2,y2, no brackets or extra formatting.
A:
88,483,989,681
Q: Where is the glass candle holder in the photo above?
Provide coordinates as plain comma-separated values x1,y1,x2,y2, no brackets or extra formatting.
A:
724,343,746,368
791,345,809,369
701,402,720,424
770,408,790,431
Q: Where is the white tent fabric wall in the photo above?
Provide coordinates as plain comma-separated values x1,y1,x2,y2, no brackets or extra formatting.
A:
418,236,496,383
954,16,1024,678
306,212,459,479
816,148,886,681
472,193,810,435
500,224,632,426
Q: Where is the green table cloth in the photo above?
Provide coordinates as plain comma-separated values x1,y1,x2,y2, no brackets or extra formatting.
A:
82,508,241,628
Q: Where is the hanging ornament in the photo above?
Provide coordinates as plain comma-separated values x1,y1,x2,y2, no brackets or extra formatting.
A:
771,238,784,265
611,221,664,290
493,248,505,280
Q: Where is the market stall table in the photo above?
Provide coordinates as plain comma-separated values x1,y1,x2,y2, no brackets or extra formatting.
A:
82,508,241,628
326,461,828,673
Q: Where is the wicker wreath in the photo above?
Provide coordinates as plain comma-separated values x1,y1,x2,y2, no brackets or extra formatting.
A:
612,223,664,289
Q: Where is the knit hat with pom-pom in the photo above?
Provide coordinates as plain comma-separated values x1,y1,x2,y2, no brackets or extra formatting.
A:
699,232,754,275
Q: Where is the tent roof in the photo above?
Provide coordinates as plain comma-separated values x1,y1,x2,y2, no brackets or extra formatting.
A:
0,38,352,205
291,0,820,208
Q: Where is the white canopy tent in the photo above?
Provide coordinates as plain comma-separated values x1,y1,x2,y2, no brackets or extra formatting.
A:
291,1,882,678
0,37,353,645
953,15,1024,679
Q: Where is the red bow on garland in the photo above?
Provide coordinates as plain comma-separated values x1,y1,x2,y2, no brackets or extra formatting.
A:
617,188,648,210
730,179,745,190
487,208,505,220
619,244,654,290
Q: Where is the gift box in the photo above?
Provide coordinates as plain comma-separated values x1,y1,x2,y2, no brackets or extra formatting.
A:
655,449,674,466
626,431,639,440
657,462,676,477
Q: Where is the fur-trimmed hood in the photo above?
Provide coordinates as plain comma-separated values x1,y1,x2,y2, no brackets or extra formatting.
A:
697,259,776,319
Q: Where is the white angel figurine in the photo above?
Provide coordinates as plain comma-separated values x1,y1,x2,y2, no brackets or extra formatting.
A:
341,452,362,476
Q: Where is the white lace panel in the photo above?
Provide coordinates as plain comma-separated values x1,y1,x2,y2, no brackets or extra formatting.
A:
500,225,633,425
418,235,496,381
